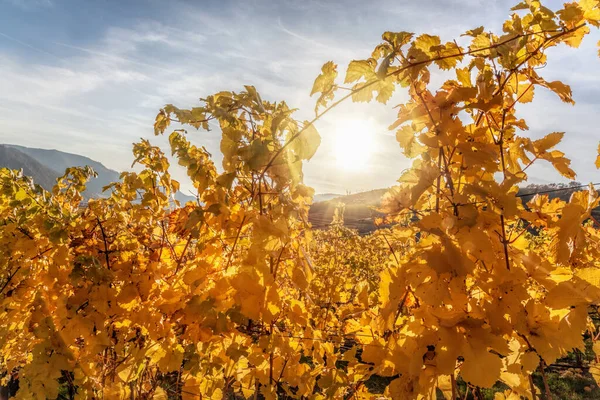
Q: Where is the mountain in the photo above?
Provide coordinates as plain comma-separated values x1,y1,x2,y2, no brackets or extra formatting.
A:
8,144,120,198
0,145,59,190
309,189,387,234
0,144,195,202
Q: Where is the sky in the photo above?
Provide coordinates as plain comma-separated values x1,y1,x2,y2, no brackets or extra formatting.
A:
0,0,599,195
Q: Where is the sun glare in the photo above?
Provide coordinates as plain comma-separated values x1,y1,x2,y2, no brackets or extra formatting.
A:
333,119,376,171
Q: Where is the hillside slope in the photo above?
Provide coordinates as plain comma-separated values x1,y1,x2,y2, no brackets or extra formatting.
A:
309,185,600,234
1,144,196,202
8,144,120,198
309,189,387,234
0,145,59,190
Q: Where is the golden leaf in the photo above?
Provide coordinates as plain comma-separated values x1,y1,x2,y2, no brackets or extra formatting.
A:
456,68,472,86
289,123,321,161
517,83,534,103
382,31,414,49
591,362,600,387
117,361,144,383
533,132,564,153
470,33,492,55
345,59,376,84
396,125,426,158
414,34,441,55
152,387,168,400
463,26,485,37
311,61,338,96
547,80,575,104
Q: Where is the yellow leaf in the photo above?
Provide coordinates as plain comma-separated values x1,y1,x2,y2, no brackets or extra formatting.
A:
414,34,441,55
355,281,369,308
460,329,505,388
264,286,281,320
289,123,321,161
158,344,184,372
470,34,492,55
351,81,375,102
517,83,534,103
375,78,396,104
152,387,168,400
435,42,463,70
398,161,440,206
292,266,310,290
494,390,522,400
154,110,170,135
511,2,529,11
547,80,575,104
594,341,600,357
351,80,396,104
388,375,419,398
456,68,472,86
104,384,132,399
117,361,144,383
540,150,576,179
117,284,139,311
463,26,485,37
558,2,585,25
396,125,426,158
533,132,564,153
575,268,600,288
345,59,376,83
311,61,337,96
181,376,202,400
591,362,600,387
596,142,600,168
382,31,414,49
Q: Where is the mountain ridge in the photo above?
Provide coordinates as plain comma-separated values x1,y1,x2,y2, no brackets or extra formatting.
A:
6,144,120,198
0,144,195,202
0,145,60,190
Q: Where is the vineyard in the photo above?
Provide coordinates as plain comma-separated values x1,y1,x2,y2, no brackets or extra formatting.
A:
3,0,600,399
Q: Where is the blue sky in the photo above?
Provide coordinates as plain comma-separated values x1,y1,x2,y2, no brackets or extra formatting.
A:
1,0,599,194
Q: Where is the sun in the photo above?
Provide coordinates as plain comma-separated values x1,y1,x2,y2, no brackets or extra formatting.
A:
333,119,376,171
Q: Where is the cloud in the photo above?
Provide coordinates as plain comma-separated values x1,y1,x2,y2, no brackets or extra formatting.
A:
0,31,58,57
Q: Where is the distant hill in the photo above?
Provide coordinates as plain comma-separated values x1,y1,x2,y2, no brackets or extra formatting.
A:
313,193,343,203
309,189,387,234
7,144,119,198
0,145,59,190
0,144,196,202
308,184,600,234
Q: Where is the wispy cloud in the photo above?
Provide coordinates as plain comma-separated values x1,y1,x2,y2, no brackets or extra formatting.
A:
53,41,174,74
0,31,58,57
277,18,347,54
